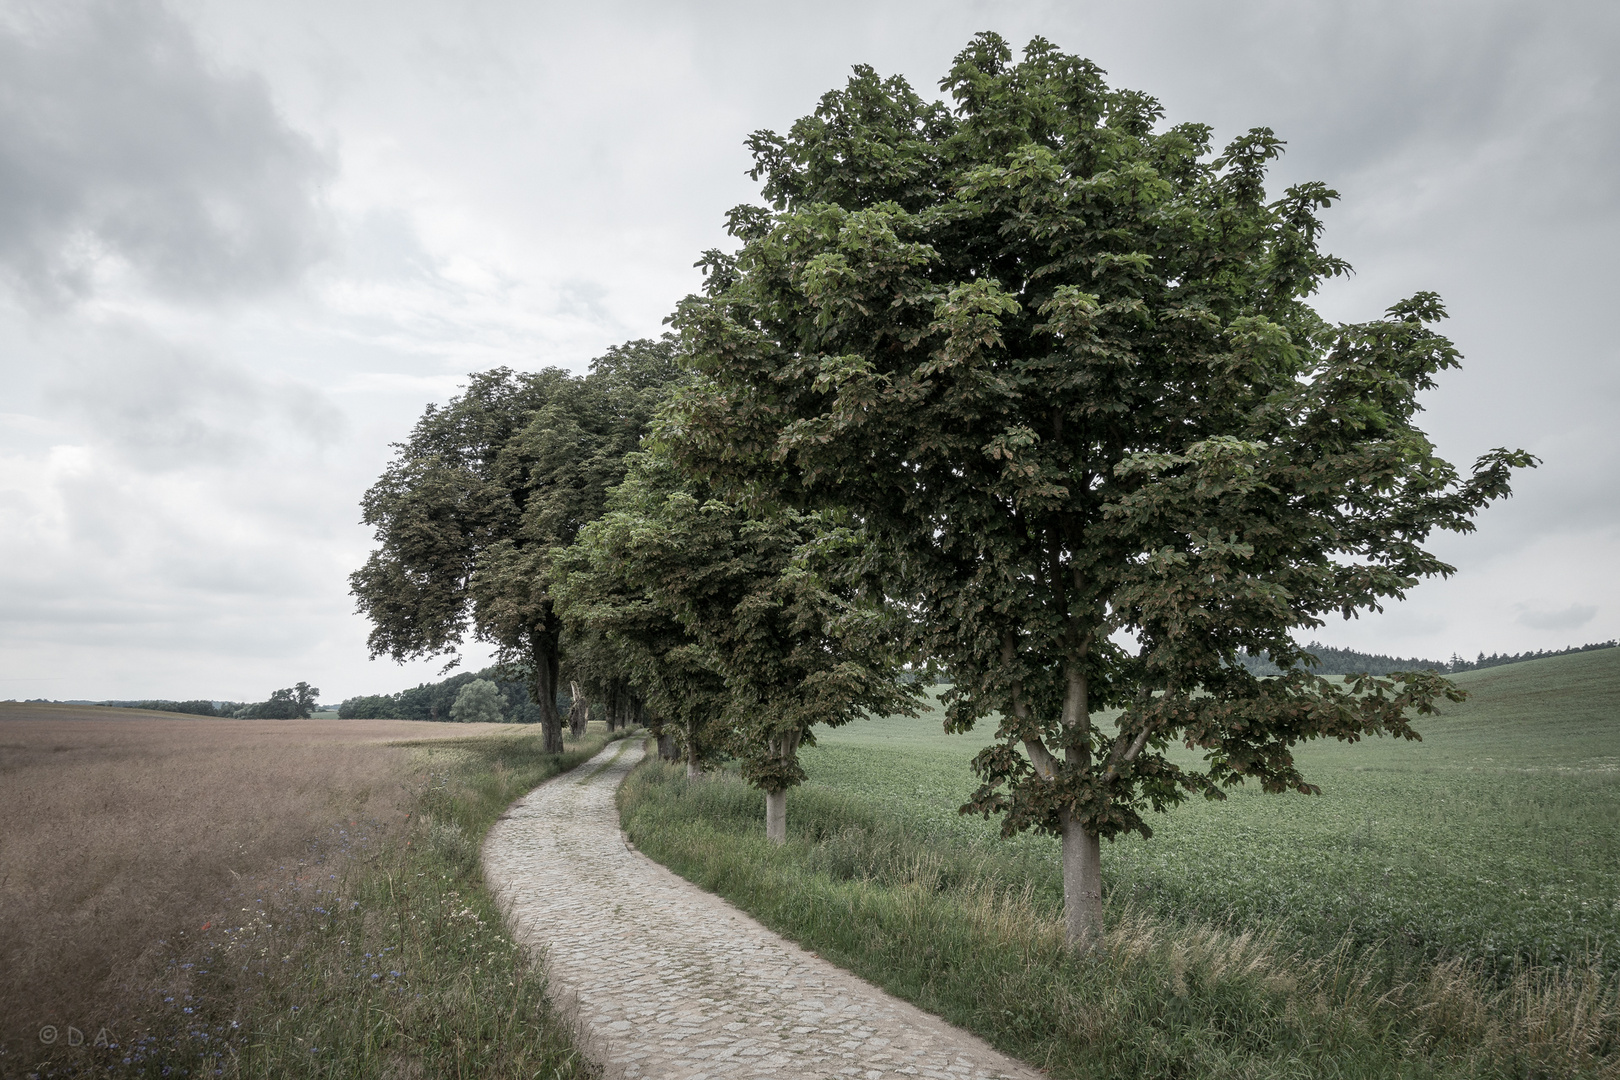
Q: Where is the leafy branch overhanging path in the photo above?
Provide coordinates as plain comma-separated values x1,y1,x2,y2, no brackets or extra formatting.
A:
483,740,1043,1080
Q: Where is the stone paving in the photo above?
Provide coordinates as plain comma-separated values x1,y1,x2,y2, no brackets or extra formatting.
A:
483,738,1046,1080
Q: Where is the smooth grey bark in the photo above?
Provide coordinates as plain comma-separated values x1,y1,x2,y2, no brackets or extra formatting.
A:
762,729,801,844
1059,658,1102,948
1060,809,1103,945
764,788,787,844
1009,628,1103,949
567,680,589,738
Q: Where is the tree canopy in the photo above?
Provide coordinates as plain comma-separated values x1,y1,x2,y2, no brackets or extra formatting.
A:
450,678,505,725
348,32,1536,950
666,32,1535,942
558,451,919,838
351,336,681,751
239,682,319,719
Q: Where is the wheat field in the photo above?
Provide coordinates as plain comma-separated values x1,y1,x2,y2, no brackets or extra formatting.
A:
0,703,515,1056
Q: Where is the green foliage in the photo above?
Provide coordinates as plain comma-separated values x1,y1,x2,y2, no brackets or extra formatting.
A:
238,682,319,719
450,678,505,724
341,667,545,723
666,32,1533,932
553,457,732,770
349,337,682,751
559,452,921,798
335,693,397,720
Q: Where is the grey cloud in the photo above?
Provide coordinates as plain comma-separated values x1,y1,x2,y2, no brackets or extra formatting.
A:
554,278,617,329
45,318,344,470
342,209,443,285
0,0,333,302
1515,603,1598,632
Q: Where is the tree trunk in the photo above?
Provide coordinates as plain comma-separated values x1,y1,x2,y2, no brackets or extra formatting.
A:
567,681,589,738
765,788,786,844
763,730,800,844
531,637,563,755
657,732,677,761
1059,658,1101,947
684,717,702,777
1061,808,1103,945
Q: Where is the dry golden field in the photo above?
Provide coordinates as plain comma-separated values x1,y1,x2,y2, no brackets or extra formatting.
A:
0,703,515,1054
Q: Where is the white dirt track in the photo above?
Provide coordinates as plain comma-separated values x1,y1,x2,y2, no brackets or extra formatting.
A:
483,738,1044,1080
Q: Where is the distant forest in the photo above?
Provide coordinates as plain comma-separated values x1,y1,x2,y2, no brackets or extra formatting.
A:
22,640,1614,720
1237,639,1617,677
73,699,246,716
336,667,556,723
44,682,322,719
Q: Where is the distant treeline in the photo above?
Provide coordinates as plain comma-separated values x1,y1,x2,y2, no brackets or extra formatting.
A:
51,681,323,719
1238,639,1618,677
337,668,552,723
32,640,1612,720
94,699,247,716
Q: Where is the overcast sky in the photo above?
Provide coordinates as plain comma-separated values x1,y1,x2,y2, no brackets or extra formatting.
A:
2,0,1615,703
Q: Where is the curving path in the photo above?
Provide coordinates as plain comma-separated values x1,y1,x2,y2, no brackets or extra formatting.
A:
483,738,1045,1080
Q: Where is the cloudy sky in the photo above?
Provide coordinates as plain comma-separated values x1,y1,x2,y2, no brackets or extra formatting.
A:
1,0,1615,703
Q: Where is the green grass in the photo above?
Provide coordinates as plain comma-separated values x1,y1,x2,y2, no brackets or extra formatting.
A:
805,648,1620,974
618,650,1620,1079
49,726,627,1080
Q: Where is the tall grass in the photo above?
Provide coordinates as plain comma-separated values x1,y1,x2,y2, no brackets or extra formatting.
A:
620,761,1620,1079
16,726,623,1079
0,708,439,1054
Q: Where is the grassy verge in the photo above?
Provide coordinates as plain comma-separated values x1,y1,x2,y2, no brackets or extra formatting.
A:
619,758,1619,1080
789,650,1620,979
24,726,626,1080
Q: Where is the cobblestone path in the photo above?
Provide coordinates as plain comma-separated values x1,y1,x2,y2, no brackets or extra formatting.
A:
483,738,1045,1080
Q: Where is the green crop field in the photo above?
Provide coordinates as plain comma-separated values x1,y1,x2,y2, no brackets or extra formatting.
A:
619,648,1620,1078
802,647,1620,975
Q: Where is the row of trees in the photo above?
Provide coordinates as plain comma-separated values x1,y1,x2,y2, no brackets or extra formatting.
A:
1444,640,1616,673
237,682,321,719
352,34,1533,946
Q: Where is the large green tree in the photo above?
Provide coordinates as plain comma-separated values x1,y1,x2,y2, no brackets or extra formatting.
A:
351,337,680,753
554,460,733,777
240,681,319,719
565,453,918,837
668,34,1534,943
450,678,505,724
